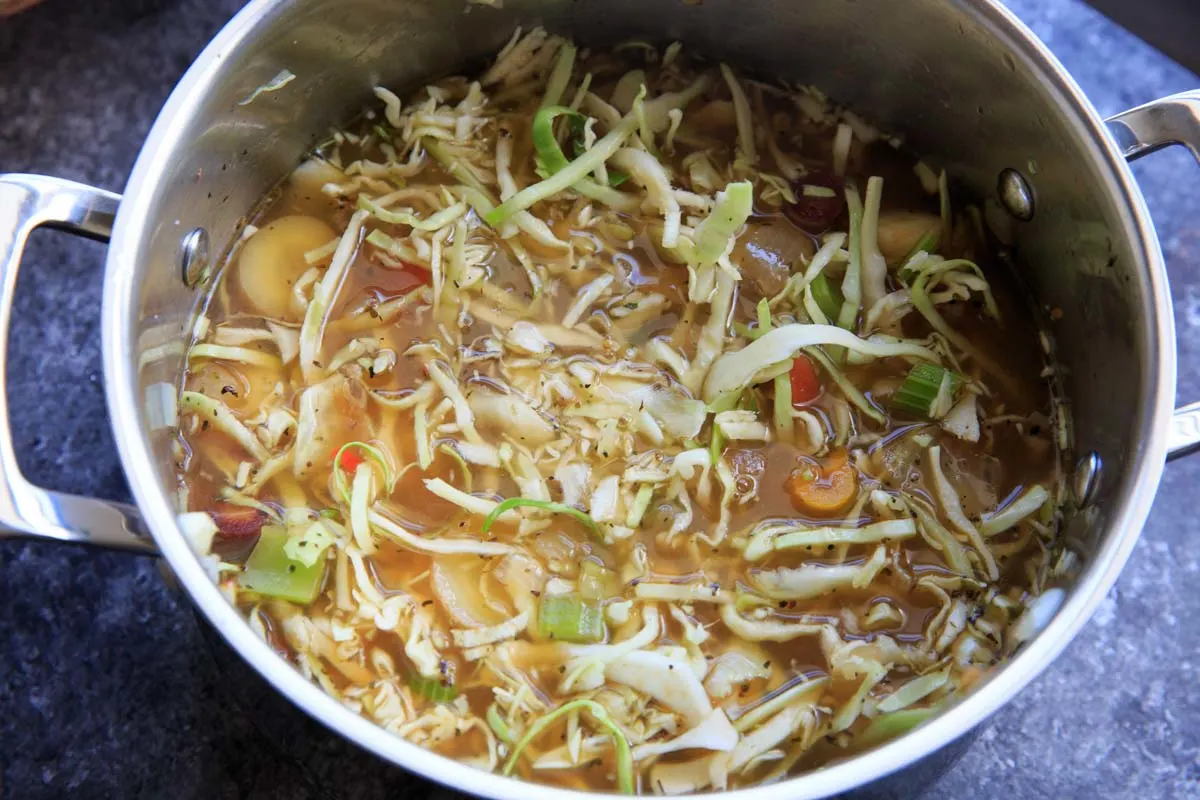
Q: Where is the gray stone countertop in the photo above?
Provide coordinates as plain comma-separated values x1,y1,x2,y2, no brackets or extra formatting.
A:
0,1,1197,798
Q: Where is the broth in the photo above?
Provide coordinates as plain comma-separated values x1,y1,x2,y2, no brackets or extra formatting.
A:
175,30,1064,795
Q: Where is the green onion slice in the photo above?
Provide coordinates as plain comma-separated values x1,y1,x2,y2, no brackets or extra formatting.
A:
481,497,599,536
809,272,844,321
332,441,396,503
409,673,458,703
502,698,634,794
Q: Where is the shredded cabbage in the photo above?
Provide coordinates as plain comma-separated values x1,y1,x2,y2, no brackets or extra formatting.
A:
703,323,938,407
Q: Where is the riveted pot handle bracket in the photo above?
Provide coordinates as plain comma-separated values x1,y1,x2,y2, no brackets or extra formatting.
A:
1107,90,1200,164
1106,91,1200,461
0,174,156,553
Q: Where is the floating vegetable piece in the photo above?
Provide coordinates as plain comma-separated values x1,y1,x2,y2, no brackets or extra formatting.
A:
481,497,599,536
210,504,270,540
236,215,337,321
702,323,939,407
237,525,326,604
789,355,822,405
485,113,639,226
502,698,634,794
808,272,844,322
784,172,845,232
538,594,605,643
409,673,458,703
891,363,963,419
786,447,858,515
683,180,753,267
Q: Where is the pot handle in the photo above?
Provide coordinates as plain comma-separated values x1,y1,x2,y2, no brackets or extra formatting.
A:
0,174,156,553
1106,91,1200,461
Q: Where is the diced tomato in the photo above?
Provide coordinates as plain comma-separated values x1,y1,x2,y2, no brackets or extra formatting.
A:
783,172,846,233
789,356,822,405
338,447,366,473
367,260,431,299
400,260,432,287
210,504,269,540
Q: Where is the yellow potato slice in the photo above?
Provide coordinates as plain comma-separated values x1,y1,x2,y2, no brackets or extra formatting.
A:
875,210,941,265
234,215,337,321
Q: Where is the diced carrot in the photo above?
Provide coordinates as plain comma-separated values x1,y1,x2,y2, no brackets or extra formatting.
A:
786,448,858,515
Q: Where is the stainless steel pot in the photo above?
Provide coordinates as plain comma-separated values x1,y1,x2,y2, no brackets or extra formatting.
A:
1,0,1197,797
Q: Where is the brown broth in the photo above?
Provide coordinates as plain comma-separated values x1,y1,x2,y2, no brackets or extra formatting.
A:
176,37,1062,794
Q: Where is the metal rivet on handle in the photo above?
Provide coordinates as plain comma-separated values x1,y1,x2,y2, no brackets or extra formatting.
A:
180,227,210,288
1073,451,1101,507
998,168,1035,221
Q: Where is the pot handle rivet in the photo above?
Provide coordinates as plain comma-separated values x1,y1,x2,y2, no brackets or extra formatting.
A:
1073,451,1102,507
180,227,211,288
998,168,1035,221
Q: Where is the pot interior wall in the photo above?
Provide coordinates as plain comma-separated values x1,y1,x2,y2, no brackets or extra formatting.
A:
127,0,1156,743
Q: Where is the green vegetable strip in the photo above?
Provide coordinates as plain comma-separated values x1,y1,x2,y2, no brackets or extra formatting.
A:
409,673,458,703
502,698,634,794
567,116,628,186
755,297,772,333
237,525,327,604
891,363,963,418
709,421,726,462
528,108,635,208
859,176,887,309
686,180,753,267
625,484,654,528
299,209,368,383
857,705,941,749
773,372,794,441
486,703,517,745
484,113,639,226
180,391,269,461
532,106,582,175
481,497,599,536
910,271,1010,386
538,594,604,642
436,443,473,492
809,273,843,321
837,183,864,334
757,298,795,442
806,347,886,424
901,229,941,267
540,43,576,109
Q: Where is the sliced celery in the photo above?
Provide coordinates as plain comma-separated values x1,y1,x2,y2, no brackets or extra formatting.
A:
538,594,605,643
891,363,963,419
237,525,326,604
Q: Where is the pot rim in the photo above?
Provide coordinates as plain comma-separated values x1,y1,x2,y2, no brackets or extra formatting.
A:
100,1,1175,797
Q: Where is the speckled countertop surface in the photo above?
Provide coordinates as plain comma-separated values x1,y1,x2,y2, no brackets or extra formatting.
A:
0,1,1197,798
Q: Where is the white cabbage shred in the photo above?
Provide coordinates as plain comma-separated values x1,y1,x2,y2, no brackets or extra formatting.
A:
177,29,1064,795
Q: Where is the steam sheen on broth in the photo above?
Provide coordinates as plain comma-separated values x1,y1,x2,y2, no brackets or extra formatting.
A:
176,30,1067,795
